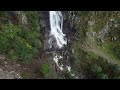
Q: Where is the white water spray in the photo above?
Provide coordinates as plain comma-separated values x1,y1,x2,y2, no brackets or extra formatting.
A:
49,11,67,49
49,11,78,78
49,11,67,71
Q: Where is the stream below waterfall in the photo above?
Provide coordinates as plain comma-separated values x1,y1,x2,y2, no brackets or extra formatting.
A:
49,11,78,78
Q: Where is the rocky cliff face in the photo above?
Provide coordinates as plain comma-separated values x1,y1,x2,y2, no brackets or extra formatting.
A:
9,11,28,25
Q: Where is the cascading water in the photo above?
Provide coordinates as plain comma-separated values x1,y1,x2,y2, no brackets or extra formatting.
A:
49,11,67,49
49,11,67,71
49,11,78,78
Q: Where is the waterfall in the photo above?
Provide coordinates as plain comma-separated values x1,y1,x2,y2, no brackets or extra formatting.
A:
49,11,67,49
49,11,66,71
49,11,78,78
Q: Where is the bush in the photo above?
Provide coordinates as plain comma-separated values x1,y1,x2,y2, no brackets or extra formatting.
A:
97,73,108,79
8,50,18,60
111,45,120,59
24,11,40,32
0,11,9,18
0,23,22,53
113,76,120,79
90,64,102,74
63,71,73,79
21,72,31,79
112,64,120,73
13,36,34,63
37,64,50,78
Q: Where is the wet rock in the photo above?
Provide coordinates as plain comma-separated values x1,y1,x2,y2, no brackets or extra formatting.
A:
3,61,7,65
0,55,6,61
0,70,14,79
40,11,51,51
17,64,20,67
0,68,3,72
9,11,28,25
10,71,15,74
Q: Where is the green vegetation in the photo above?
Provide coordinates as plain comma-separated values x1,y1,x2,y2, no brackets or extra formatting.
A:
0,11,40,64
0,11,120,79
21,72,31,79
103,26,120,60
0,11,9,18
97,73,108,79
111,64,120,78
62,70,74,79
40,64,50,75
36,64,50,78
90,64,102,74
70,11,120,79
24,11,40,32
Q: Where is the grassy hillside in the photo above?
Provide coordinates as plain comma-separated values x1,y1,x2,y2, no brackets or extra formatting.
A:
71,11,120,79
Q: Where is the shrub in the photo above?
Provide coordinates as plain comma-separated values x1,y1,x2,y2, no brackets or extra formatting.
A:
0,35,9,53
24,11,40,32
113,76,120,79
21,72,31,79
36,64,50,78
90,64,102,74
112,64,120,73
0,23,22,53
8,50,18,60
63,71,73,79
0,11,9,18
97,73,108,79
13,36,34,63
111,45,120,59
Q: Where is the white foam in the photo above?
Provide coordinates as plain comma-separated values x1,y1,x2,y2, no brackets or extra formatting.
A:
66,66,71,72
49,11,67,48
49,11,79,78
53,55,64,71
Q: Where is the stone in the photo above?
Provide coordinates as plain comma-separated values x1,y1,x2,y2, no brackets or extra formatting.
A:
17,64,20,67
72,49,74,54
3,61,7,65
10,11,28,25
10,71,15,74
0,55,6,61
0,68,3,72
